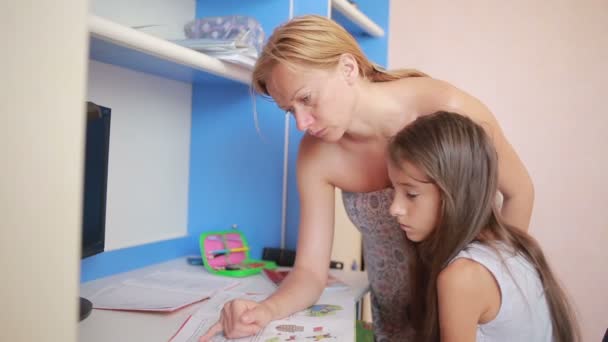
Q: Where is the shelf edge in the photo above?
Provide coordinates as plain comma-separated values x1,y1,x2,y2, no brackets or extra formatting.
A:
88,15,253,85
331,0,385,37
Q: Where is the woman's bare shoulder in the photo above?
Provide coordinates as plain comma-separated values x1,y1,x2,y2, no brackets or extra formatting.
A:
298,134,340,160
391,77,497,124
297,135,346,183
392,76,454,93
387,77,458,113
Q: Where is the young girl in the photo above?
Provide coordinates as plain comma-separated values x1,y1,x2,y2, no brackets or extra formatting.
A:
387,111,579,341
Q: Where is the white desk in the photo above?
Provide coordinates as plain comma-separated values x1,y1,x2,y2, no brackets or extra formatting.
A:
79,258,369,342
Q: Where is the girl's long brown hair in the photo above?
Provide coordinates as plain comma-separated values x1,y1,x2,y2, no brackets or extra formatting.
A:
387,111,580,342
251,15,427,96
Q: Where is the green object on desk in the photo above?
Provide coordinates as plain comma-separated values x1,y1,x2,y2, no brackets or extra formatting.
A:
200,230,276,277
356,320,374,342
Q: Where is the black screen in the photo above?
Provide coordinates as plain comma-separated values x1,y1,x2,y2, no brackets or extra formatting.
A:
81,102,111,259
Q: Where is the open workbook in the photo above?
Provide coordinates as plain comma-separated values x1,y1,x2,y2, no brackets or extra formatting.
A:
170,292,355,342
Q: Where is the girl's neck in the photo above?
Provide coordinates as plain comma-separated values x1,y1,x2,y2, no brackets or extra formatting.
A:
476,229,499,243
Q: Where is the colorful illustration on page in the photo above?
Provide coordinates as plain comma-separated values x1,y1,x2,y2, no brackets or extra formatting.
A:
275,325,304,333
217,300,353,341
305,304,342,317
304,332,336,341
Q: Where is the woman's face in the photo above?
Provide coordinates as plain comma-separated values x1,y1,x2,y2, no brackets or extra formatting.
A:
388,160,442,242
265,62,355,142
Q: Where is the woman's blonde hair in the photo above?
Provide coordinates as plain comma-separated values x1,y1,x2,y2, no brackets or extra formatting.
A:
252,15,427,96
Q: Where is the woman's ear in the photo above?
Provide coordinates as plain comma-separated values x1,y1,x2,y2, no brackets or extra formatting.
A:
338,53,359,84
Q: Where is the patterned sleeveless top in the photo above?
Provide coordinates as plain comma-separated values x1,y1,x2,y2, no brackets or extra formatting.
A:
342,188,414,342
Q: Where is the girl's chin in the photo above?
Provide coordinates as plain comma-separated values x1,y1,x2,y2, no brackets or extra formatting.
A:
405,231,426,243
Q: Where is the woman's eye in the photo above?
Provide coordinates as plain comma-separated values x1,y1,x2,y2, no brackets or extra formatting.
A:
406,193,419,199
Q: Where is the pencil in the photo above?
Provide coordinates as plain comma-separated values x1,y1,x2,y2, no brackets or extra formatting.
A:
208,247,249,255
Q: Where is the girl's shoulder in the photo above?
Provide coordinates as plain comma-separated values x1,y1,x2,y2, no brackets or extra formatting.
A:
437,257,501,326
450,242,517,273
439,243,504,324
439,256,494,291
439,242,504,296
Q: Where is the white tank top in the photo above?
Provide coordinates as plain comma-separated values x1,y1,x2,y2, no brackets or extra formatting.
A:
450,242,554,342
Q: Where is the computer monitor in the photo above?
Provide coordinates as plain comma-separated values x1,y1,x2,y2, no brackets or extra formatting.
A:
79,101,111,321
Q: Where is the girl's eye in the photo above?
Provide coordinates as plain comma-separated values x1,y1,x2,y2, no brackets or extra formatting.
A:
301,95,311,104
406,193,419,199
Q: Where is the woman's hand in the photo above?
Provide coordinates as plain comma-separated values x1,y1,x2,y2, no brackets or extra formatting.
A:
198,299,273,341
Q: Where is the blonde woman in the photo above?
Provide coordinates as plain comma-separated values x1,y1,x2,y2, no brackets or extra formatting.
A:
200,15,534,341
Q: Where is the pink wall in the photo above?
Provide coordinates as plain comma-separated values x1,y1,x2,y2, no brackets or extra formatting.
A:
388,0,608,340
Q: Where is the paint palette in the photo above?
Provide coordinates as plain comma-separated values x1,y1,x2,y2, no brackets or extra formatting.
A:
199,230,276,277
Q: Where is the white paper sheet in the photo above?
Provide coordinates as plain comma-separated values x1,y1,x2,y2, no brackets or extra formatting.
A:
89,270,239,312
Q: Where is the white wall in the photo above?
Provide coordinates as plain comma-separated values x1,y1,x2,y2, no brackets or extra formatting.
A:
389,0,608,340
87,61,192,250
90,0,195,40
2,1,88,340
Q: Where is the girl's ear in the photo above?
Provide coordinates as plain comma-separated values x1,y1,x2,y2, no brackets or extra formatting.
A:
338,53,359,84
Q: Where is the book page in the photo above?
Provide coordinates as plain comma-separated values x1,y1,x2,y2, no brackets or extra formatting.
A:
170,295,354,341
89,270,238,312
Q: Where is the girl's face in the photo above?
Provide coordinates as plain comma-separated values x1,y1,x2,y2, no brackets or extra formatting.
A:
388,160,442,242
265,62,355,142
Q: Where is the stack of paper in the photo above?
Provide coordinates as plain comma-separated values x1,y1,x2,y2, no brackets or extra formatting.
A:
171,38,258,68
88,270,239,312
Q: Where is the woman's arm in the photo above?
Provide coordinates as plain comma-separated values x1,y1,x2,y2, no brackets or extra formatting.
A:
262,136,337,318
434,79,535,231
491,127,535,231
200,136,337,341
438,259,499,342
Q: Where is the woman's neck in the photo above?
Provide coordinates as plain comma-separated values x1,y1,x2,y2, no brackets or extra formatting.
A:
345,80,417,142
344,79,417,142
